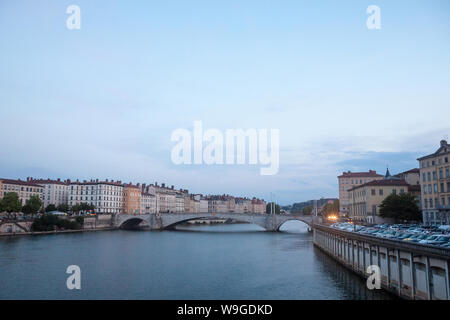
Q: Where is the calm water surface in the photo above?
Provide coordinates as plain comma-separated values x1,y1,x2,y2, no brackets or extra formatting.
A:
0,222,394,299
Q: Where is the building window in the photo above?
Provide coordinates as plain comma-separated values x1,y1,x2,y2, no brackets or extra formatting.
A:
379,189,383,196
433,171,437,180
371,189,375,196
427,172,431,181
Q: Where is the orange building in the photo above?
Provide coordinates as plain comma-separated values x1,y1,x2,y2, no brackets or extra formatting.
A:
123,183,141,215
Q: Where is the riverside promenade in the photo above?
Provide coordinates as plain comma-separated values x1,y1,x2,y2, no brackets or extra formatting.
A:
313,224,450,300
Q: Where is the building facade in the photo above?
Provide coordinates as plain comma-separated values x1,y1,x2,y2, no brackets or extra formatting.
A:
68,179,123,214
28,178,69,208
140,193,156,214
123,184,141,215
348,169,421,224
418,140,450,225
0,178,44,207
338,170,383,216
251,198,266,214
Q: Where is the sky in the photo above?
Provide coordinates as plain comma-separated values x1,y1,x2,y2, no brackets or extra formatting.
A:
0,0,449,205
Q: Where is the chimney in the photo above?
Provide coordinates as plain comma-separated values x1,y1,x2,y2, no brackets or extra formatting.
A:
440,140,447,147
162,183,165,188
57,178,60,182
171,185,174,189
27,177,30,182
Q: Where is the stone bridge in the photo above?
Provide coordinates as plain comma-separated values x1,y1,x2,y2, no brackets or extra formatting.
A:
114,212,315,232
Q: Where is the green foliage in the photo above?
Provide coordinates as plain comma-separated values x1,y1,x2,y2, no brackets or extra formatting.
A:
71,202,95,213
57,203,69,212
0,192,22,213
75,216,84,226
302,205,313,215
379,193,421,222
22,195,42,215
31,214,82,231
266,202,281,214
45,204,57,212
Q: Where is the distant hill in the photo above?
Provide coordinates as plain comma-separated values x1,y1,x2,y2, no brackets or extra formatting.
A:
282,198,338,213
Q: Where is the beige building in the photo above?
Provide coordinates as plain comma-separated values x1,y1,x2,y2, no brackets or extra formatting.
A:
338,170,383,216
140,192,156,214
235,198,252,213
142,182,177,213
0,178,44,207
348,170,418,224
251,198,266,214
418,140,450,225
394,168,420,186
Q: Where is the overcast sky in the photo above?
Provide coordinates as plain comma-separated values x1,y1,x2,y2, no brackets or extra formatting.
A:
1,0,449,205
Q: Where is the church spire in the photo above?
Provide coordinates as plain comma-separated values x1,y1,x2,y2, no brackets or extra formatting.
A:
385,166,391,178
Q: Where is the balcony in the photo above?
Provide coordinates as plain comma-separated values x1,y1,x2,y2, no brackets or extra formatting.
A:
436,204,450,210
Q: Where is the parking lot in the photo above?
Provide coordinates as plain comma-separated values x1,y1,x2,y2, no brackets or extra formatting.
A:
330,222,450,249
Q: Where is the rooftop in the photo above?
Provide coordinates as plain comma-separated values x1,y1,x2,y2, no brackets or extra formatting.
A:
338,170,383,178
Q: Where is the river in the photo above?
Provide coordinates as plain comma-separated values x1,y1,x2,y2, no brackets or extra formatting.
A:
0,221,394,299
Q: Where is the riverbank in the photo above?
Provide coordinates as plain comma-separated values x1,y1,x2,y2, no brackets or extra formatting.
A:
0,227,116,237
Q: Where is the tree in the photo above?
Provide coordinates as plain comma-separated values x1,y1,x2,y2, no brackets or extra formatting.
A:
302,205,313,216
266,202,281,214
0,192,22,213
379,193,421,222
57,203,69,212
22,195,43,216
45,204,57,212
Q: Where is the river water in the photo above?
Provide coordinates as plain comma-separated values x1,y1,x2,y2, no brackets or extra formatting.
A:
0,221,394,299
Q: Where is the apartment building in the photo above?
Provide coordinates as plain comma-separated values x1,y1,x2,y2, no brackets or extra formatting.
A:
251,198,266,214
140,192,156,214
338,170,383,216
418,140,450,225
142,182,177,213
123,183,141,215
348,169,419,224
208,196,229,213
0,178,44,206
68,179,123,214
235,198,252,213
28,178,69,208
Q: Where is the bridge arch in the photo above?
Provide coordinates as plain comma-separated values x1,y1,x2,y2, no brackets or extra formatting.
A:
119,217,147,230
162,215,268,230
275,218,311,232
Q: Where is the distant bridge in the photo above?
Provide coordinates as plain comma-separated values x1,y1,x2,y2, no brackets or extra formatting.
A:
115,212,315,232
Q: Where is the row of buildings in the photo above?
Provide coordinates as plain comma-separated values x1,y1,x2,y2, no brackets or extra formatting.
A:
338,139,450,226
0,178,267,215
